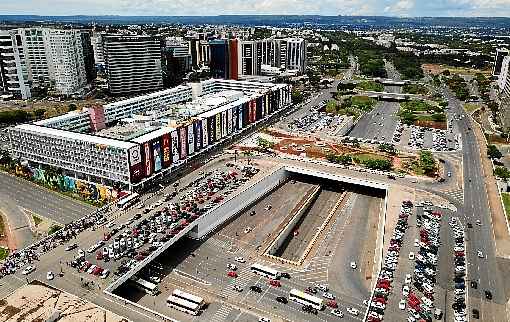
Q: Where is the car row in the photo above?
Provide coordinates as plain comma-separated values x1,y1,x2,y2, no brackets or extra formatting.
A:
366,200,413,322
405,207,443,322
449,217,468,322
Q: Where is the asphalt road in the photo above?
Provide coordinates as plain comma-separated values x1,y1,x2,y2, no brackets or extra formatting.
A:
0,172,95,248
348,101,400,142
443,86,507,322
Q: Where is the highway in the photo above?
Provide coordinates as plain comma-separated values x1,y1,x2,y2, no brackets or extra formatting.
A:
443,87,507,322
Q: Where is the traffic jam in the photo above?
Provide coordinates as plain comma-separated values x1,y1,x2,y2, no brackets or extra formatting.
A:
67,165,260,283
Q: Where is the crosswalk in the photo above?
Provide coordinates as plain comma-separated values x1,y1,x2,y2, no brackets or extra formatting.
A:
208,304,234,322
219,266,254,299
0,276,25,299
439,188,464,204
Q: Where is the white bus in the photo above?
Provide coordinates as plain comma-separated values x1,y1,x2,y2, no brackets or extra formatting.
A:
167,290,205,316
130,276,158,295
117,193,140,209
289,288,325,310
250,263,280,279
172,289,205,308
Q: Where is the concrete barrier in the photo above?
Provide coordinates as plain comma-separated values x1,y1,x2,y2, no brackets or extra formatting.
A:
266,185,322,255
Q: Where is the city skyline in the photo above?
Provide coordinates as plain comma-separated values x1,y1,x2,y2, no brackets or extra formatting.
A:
1,0,510,17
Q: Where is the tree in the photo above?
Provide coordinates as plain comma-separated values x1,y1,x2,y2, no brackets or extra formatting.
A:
495,166,510,179
291,89,304,104
326,153,352,165
257,137,274,151
378,143,396,155
487,145,503,159
419,150,437,174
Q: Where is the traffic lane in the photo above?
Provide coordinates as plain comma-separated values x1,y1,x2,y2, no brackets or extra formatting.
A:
327,193,377,301
348,101,399,142
0,200,34,249
0,172,94,224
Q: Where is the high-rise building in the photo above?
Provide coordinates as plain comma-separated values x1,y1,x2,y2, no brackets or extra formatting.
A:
209,39,229,79
47,29,87,95
21,28,51,87
228,39,239,80
103,35,163,95
0,29,31,99
80,31,96,83
91,32,105,67
493,48,509,77
240,40,261,76
162,38,192,88
285,38,307,73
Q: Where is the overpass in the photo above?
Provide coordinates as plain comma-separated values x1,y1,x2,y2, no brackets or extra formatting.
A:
104,165,388,293
340,78,426,87
357,91,425,102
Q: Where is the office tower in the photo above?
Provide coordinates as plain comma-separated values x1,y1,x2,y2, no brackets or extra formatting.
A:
493,48,509,77
80,31,96,83
285,38,307,73
103,35,163,95
209,39,229,79
228,39,239,80
240,40,262,76
0,30,31,99
91,32,105,67
46,29,87,95
162,38,192,87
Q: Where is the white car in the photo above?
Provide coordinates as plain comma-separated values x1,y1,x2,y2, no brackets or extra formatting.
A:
244,227,252,234
403,285,410,296
100,269,110,279
46,271,54,280
347,307,359,316
234,257,246,263
477,250,484,258
149,276,161,283
399,299,406,310
350,261,357,269
331,309,344,317
476,220,482,226
323,292,335,300
21,265,35,275
405,274,412,284
409,252,415,260
258,318,270,322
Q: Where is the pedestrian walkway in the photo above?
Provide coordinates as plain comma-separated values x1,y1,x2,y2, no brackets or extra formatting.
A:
439,188,464,204
219,266,253,299
208,304,234,322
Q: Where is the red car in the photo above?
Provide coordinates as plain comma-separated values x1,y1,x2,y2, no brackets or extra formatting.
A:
269,280,281,287
96,251,103,260
92,266,103,275
80,261,91,272
326,300,338,308
373,297,387,304
227,271,238,278
135,254,146,261
103,233,111,241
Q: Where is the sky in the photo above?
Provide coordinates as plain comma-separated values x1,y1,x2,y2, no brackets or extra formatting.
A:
1,0,510,17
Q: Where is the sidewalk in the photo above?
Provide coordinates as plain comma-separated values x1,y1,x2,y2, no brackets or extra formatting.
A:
472,118,510,258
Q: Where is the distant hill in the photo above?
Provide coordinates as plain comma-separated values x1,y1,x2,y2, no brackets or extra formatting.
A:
1,15,509,29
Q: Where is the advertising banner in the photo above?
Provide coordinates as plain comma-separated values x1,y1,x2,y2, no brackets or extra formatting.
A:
221,111,227,138
208,116,215,144
195,121,202,151
187,124,195,155
171,130,179,163
179,126,188,159
128,145,143,183
152,140,162,172
202,119,209,148
227,108,233,135
215,113,221,140
143,142,152,177
128,145,142,167
162,133,171,168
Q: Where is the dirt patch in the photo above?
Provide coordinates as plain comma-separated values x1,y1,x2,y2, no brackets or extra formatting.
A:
414,120,447,130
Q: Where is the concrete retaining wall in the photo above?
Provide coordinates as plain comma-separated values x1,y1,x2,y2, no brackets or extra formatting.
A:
189,167,288,239
266,185,322,255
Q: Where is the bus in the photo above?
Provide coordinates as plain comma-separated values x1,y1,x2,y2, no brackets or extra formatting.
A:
172,289,205,308
117,193,140,209
289,288,325,310
167,289,205,316
129,276,158,295
250,263,280,279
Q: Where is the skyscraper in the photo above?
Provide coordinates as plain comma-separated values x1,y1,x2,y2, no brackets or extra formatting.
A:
103,35,163,95
0,30,31,99
162,38,192,87
209,39,229,79
80,31,96,83
285,38,307,73
493,48,509,77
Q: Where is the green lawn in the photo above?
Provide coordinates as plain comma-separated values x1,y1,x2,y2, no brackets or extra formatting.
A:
464,103,480,113
502,193,510,220
354,153,389,163
356,81,384,92
0,247,9,260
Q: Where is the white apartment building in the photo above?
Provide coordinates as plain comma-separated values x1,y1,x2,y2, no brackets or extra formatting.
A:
91,32,105,66
20,28,88,95
0,30,31,99
47,30,87,95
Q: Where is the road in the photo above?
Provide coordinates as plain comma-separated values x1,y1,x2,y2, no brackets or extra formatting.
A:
0,172,95,248
443,86,507,322
348,101,400,142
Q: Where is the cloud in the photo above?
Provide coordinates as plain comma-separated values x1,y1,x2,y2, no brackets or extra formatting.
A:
0,0,509,17
384,0,415,16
